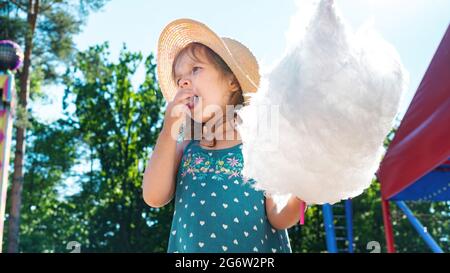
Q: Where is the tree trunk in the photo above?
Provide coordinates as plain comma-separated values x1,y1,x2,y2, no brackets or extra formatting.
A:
7,0,39,253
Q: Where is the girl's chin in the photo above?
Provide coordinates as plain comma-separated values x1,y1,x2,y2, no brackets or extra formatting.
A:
188,111,213,124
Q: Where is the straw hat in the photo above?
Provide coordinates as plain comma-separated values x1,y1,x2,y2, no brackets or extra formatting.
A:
157,18,260,103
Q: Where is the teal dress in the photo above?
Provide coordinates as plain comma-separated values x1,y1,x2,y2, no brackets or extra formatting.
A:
167,140,292,253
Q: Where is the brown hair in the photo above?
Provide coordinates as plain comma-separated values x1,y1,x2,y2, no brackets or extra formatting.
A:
172,43,244,143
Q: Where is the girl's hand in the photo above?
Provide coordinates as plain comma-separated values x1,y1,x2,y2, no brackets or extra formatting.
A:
162,89,196,134
266,195,305,230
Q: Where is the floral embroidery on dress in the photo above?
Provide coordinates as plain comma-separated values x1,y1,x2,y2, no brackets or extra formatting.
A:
180,144,244,181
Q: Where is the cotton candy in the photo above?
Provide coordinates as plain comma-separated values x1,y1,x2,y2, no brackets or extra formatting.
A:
237,0,409,205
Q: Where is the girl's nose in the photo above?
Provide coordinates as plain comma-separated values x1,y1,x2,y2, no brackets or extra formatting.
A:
179,78,191,89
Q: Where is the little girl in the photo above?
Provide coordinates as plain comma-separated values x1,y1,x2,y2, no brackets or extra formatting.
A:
143,18,303,253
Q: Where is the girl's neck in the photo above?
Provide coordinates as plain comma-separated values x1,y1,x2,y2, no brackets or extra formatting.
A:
199,115,242,149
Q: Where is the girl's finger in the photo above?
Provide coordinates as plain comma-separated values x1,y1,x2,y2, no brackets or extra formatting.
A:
174,92,195,104
174,89,195,100
179,97,194,107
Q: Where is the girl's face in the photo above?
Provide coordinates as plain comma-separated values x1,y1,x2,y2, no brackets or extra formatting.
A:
173,47,239,123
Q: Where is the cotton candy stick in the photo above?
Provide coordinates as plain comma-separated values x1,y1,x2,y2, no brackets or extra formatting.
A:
299,201,305,225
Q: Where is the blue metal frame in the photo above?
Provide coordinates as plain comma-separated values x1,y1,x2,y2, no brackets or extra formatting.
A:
395,201,444,253
322,204,337,253
345,199,354,253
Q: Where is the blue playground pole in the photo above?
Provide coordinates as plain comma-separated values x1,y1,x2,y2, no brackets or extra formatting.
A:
395,201,444,253
323,204,337,253
345,199,354,253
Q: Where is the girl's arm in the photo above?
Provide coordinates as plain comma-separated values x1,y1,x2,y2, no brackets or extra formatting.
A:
265,195,303,230
142,89,196,208
142,127,189,208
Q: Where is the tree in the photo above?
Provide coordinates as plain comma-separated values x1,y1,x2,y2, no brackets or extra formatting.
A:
3,118,81,252
0,0,108,252
62,43,167,252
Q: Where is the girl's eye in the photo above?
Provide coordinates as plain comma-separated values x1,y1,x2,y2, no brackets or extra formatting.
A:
192,66,201,74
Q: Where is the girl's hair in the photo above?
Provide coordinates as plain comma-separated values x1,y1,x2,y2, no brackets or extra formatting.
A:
171,42,244,142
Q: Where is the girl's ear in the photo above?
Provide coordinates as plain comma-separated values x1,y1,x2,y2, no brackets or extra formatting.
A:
228,76,240,92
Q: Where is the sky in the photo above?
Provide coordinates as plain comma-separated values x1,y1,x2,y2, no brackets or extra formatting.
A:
33,0,450,125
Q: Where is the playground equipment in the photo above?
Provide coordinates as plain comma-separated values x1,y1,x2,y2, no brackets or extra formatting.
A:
377,24,450,253
0,40,22,252
322,199,354,253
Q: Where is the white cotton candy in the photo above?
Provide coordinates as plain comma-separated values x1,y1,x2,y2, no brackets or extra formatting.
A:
237,0,409,205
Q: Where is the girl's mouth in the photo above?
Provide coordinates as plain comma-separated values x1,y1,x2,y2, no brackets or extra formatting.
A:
187,95,199,109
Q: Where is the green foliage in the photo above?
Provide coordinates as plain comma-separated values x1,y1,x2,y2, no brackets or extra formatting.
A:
0,0,109,91
4,43,169,252
389,201,449,252
60,43,166,252
3,118,80,252
289,204,327,253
